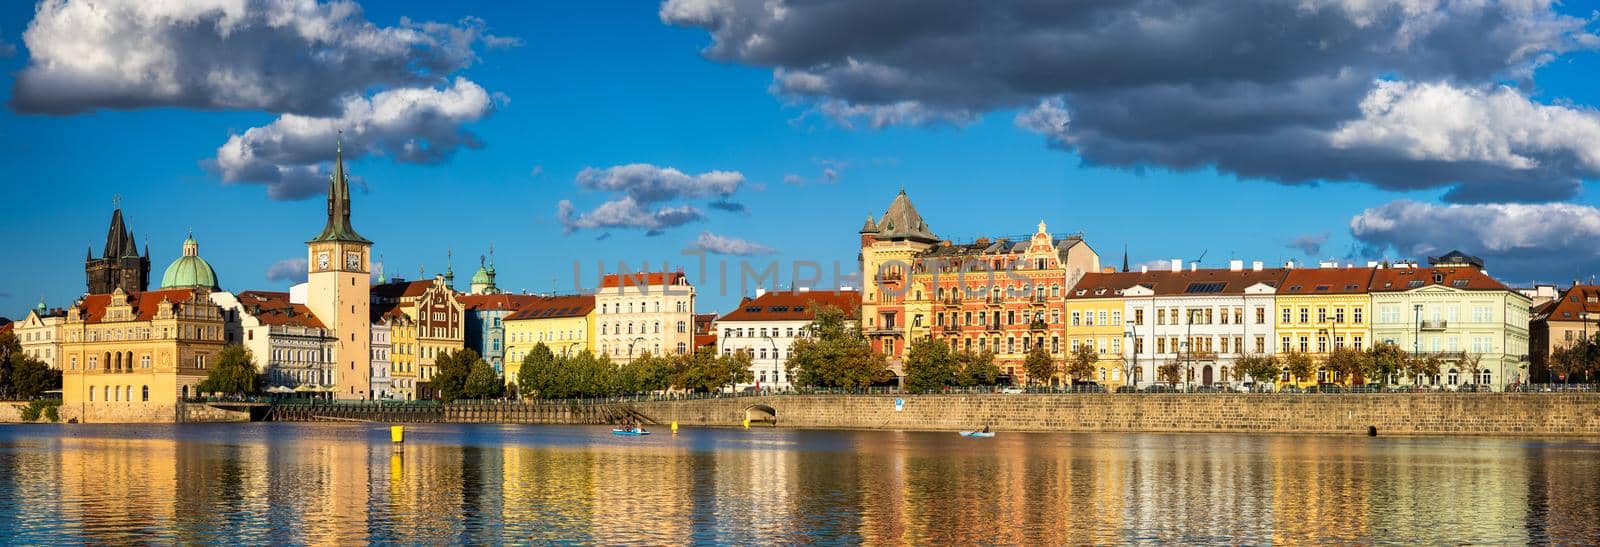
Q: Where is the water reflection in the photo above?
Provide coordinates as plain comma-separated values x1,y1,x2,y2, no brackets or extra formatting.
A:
0,424,1596,544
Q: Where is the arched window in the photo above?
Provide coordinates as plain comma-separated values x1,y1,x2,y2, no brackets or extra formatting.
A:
1447,369,1459,385
141,355,150,369
627,323,634,334
89,386,95,401
654,322,661,334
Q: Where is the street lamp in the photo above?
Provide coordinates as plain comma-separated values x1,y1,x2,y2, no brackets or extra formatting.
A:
627,337,647,359
1125,320,1138,390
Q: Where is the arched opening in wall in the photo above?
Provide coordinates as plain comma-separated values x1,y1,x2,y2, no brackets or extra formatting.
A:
1202,365,1214,386
745,405,777,426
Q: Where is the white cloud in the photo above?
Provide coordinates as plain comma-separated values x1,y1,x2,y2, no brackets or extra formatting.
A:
576,164,745,203
11,0,508,115
559,164,750,235
208,77,495,200
1014,97,1072,146
265,257,308,284
1350,200,1600,282
687,231,778,256
1332,81,1600,172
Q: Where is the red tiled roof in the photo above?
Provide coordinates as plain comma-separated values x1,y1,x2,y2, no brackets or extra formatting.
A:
458,294,543,312
1368,266,1508,292
0,322,12,335
75,288,202,324
1279,268,1377,295
1068,268,1290,298
371,280,432,300
599,271,687,289
1536,285,1600,322
505,295,596,321
237,291,325,328
716,290,860,322
694,333,717,348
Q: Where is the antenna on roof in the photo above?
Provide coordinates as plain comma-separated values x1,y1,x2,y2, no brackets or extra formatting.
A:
1192,250,1208,266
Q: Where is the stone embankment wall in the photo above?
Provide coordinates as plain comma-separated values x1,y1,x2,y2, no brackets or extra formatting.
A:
631,394,1600,436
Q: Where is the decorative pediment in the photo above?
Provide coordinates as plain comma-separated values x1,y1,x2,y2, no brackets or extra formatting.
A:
1243,282,1278,295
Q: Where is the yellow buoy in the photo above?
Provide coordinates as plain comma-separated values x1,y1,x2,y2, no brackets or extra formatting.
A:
743,418,750,429
391,425,405,443
671,421,679,433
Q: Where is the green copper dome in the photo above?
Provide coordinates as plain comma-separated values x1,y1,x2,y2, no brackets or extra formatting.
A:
160,234,221,290
471,265,492,285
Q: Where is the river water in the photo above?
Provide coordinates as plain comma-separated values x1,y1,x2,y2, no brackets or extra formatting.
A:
0,423,1595,544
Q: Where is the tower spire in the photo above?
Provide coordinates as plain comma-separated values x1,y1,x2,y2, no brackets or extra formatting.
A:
1122,243,1130,273
309,132,369,244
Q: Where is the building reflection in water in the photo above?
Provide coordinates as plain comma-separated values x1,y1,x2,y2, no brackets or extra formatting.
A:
3,424,1600,544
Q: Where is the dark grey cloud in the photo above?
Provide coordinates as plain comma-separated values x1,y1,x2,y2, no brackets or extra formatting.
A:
664,0,1600,203
708,199,747,213
1350,200,1600,284
265,257,308,284
1287,232,1330,257
11,1,510,115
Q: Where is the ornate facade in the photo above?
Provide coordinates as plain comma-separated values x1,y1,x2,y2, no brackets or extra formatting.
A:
59,287,227,420
594,272,696,361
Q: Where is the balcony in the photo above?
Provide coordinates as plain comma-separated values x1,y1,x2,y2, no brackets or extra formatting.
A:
985,296,1005,307
985,322,1003,332
1029,320,1048,331
874,272,904,283
942,324,961,334
941,297,962,308
1420,320,1448,331
1030,294,1048,306
864,327,903,337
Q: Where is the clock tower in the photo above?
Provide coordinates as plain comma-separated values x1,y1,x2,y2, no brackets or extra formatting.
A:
306,141,374,400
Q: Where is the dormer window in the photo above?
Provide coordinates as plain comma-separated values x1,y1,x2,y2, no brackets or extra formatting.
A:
1432,273,1445,283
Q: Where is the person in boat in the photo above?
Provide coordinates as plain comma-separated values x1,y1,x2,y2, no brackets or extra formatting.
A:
982,425,990,433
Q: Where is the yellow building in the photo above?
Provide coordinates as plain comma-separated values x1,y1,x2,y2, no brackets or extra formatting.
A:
372,275,464,399
504,295,596,385
59,287,226,422
304,145,374,400
1064,271,1142,387
1274,267,1375,387
378,305,419,400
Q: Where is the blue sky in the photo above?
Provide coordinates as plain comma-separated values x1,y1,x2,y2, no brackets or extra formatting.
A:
3,0,1600,318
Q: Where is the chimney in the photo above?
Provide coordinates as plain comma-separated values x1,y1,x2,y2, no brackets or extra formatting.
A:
1366,261,1378,268
1228,260,1243,272
1189,262,1197,272
1141,265,1149,273
1170,259,1182,272
755,288,767,298
1251,261,1263,271
1285,261,1296,269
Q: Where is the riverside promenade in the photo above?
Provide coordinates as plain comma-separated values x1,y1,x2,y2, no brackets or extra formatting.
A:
238,392,1600,436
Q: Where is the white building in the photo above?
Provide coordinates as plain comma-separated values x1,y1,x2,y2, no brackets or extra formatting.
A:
13,299,65,369
594,271,696,361
211,290,338,398
1119,260,1286,388
371,322,392,399
715,289,861,391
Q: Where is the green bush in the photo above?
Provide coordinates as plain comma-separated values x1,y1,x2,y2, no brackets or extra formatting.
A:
43,404,59,423
19,403,40,422
20,400,61,422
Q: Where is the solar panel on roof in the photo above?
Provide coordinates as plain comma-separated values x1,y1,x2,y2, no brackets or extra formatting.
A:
1185,282,1225,293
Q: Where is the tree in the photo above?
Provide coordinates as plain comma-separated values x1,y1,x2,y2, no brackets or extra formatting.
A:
1406,354,1443,388
0,331,19,399
1023,343,1056,386
1365,342,1408,385
1323,346,1369,385
615,352,672,395
1235,354,1279,391
904,338,962,393
430,349,480,402
517,342,556,398
1157,362,1182,385
786,305,891,389
670,347,753,392
1065,343,1097,383
960,350,1002,386
1279,351,1314,385
11,355,61,400
1459,352,1485,387
463,358,503,400
196,345,259,396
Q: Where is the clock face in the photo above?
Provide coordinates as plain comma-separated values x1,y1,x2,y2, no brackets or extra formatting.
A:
346,252,361,270
317,251,330,270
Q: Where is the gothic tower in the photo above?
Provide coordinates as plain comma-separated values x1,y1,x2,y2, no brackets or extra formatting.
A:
85,204,151,294
305,140,374,400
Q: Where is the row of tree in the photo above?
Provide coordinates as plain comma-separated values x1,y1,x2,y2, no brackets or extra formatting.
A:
1209,343,1478,387
0,331,63,400
515,344,754,399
